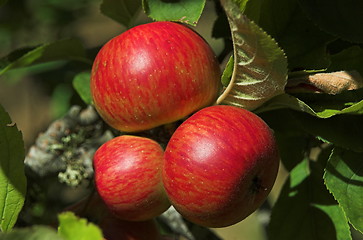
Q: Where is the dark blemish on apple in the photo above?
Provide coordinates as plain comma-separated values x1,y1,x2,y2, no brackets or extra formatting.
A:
250,176,263,193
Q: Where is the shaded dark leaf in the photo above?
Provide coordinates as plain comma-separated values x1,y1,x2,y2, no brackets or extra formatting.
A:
268,158,351,240
299,0,363,43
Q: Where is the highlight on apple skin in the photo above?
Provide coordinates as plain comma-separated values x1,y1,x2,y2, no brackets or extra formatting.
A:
93,135,170,221
162,105,280,228
91,21,221,132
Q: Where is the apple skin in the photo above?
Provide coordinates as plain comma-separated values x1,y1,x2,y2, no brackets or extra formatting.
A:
90,21,221,132
64,193,162,240
162,105,280,228
93,135,170,221
99,214,161,240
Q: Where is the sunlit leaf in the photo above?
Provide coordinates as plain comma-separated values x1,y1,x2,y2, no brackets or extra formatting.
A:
268,158,352,240
58,212,103,240
0,105,27,232
255,94,316,116
73,72,92,105
142,0,206,26
257,87,363,118
216,0,287,111
100,0,141,28
0,226,63,240
0,39,90,76
324,148,363,233
221,55,234,87
259,99,363,152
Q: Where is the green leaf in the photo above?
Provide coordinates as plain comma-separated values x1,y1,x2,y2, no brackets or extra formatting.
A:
50,84,73,119
306,114,362,153
275,132,309,171
100,0,141,28
260,109,309,171
268,158,352,240
142,0,206,26
256,94,316,116
58,212,103,240
73,72,92,105
230,0,250,12
245,0,296,36
246,0,335,70
298,0,363,43
258,87,363,118
324,148,363,233
0,48,36,71
0,39,90,76
300,88,363,117
275,7,334,70
0,226,63,240
221,55,234,87
243,0,263,23
294,113,363,152
217,0,288,111
259,106,363,152
0,105,27,232
328,46,363,76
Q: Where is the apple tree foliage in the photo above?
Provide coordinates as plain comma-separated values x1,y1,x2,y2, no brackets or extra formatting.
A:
0,0,363,239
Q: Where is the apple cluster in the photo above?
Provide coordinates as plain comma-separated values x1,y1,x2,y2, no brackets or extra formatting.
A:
91,21,280,230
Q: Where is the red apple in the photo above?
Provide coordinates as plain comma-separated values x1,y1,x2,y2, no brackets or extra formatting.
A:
63,193,162,240
91,21,221,132
162,105,280,227
93,135,170,221
99,214,161,240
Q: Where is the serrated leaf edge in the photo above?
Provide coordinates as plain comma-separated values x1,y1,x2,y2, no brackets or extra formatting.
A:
217,0,288,110
0,106,26,232
323,148,363,234
142,0,206,26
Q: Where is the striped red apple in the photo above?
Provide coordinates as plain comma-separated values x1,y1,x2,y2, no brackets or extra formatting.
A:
162,105,280,227
91,21,221,132
93,135,170,221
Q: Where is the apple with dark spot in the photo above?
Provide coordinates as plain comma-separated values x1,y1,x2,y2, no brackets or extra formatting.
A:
91,21,221,132
162,105,280,227
93,135,170,221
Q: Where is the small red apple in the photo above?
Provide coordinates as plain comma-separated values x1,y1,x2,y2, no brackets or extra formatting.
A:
91,21,221,132
93,135,170,221
162,105,280,227
63,193,162,240
99,214,161,240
